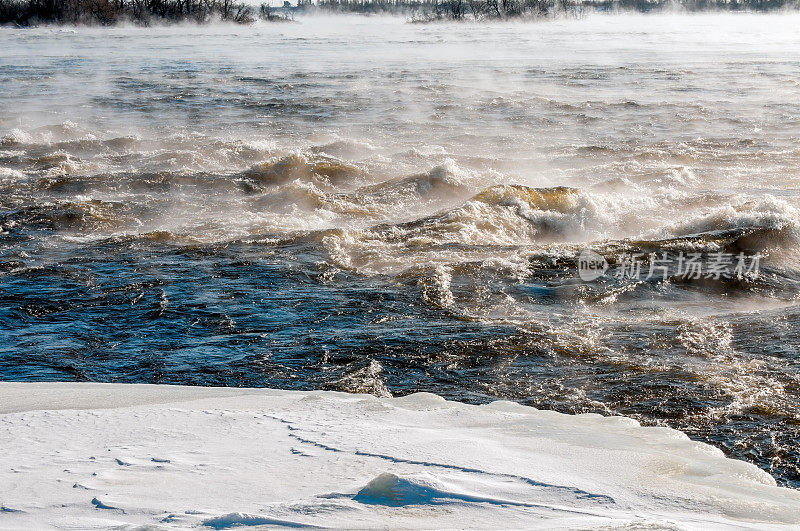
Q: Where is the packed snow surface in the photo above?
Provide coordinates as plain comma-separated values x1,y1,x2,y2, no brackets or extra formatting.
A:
1,382,799,529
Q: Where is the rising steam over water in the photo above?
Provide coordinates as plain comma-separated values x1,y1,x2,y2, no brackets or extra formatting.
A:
2,14,800,486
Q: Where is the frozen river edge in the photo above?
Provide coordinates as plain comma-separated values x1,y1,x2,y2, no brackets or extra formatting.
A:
1,382,798,529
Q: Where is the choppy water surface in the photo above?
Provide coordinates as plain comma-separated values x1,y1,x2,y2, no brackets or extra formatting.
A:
2,14,800,486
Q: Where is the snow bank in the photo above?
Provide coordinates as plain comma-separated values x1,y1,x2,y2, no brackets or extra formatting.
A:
0,382,798,529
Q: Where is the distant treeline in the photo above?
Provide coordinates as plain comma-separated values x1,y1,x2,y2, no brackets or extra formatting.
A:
317,0,798,18
0,0,292,25
317,0,569,18
595,0,796,12
1,0,797,26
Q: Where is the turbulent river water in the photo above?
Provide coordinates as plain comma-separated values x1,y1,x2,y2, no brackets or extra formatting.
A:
2,13,800,487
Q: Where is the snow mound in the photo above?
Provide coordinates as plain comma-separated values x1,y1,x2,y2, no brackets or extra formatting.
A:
202,512,317,529
354,473,444,506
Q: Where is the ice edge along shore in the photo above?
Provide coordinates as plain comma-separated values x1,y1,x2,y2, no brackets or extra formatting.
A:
1,382,799,529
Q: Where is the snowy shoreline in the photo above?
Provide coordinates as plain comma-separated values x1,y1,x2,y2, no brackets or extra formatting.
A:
1,382,798,529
